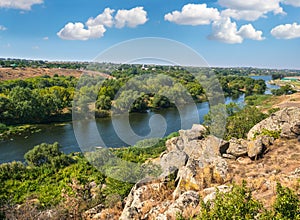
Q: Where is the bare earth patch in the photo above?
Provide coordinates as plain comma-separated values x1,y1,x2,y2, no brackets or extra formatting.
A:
226,138,300,208
0,67,113,81
273,92,300,109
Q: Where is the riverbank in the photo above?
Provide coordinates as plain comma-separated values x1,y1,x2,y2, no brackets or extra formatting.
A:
270,79,300,91
0,124,42,141
1,108,299,219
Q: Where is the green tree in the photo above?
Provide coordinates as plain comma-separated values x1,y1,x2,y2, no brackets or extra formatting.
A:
24,142,71,168
226,106,267,139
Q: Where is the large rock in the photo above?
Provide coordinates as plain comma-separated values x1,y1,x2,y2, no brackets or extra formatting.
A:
183,140,204,160
119,184,148,220
248,107,300,140
173,156,228,199
160,150,188,176
183,135,229,160
200,135,229,156
203,185,232,204
247,138,264,159
179,124,207,145
226,138,248,157
163,191,200,219
165,136,184,152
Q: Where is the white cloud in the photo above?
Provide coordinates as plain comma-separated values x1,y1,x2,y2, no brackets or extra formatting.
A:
271,22,300,39
32,46,39,50
58,7,148,40
0,0,43,10
57,8,111,41
57,22,106,41
221,9,266,21
86,8,115,28
115,7,148,28
237,24,265,41
0,25,7,31
164,4,220,25
43,36,49,40
208,17,264,44
281,0,300,7
218,0,284,21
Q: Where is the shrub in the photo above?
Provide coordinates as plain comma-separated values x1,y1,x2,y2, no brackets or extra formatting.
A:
272,183,300,219
254,129,281,139
197,182,263,220
24,142,72,169
0,123,7,133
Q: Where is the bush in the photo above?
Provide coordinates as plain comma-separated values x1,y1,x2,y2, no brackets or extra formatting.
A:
272,183,300,219
225,106,267,139
24,142,72,169
254,128,281,139
198,181,263,220
0,123,7,133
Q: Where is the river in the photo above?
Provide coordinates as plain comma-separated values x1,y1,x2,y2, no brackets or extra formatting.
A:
0,75,277,163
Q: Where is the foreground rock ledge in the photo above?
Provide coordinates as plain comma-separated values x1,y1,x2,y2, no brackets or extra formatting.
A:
86,107,300,219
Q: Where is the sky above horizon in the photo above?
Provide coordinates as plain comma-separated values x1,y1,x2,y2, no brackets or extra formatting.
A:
0,0,300,69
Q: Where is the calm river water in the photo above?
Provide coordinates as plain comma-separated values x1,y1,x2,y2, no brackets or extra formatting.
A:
0,75,277,163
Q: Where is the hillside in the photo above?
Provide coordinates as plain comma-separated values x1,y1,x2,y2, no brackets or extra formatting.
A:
1,107,300,219
113,107,300,219
0,67,113,81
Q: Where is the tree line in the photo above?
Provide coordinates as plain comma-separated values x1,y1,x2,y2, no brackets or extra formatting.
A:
0,66,267,128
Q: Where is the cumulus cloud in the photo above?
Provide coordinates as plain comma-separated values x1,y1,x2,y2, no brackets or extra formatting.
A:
43,36,49,40
237,24,265,41
0,25,7,31
271,22,300,39
86,8,115,28
164,4,220,25
115,7,148,28
218,0,284,21
281,0,300,7
208,17,264,44
58,7,148,40
57,22,106,40
0,0,43,10
221,9,266,21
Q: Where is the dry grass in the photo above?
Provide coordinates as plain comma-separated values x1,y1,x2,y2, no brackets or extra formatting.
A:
225,138,300,207
0,67,113,81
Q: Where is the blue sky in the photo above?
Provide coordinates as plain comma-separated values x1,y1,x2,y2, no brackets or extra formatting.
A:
0,0,300,69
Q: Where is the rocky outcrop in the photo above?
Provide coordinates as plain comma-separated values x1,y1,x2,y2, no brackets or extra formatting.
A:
120,124,229,219
224,135,274,160
226,138,248,157
160,150,188,176
248,107,300,140
91,108,300,219
82,204,105,220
